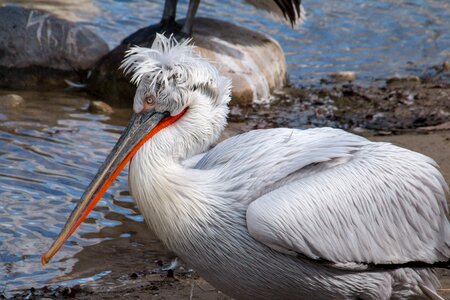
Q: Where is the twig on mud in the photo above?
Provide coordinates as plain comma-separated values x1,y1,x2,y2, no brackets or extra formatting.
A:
189,282,195,300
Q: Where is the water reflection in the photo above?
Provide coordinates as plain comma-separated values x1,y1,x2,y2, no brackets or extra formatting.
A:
1,0,448,85
0,91,136,292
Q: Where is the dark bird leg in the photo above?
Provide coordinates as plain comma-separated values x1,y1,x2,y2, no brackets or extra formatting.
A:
122,0,189,45
161,0,178,27
159,0,183,36
181,0,200,36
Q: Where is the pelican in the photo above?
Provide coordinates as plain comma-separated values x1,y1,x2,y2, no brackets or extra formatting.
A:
42,35,449,299
156,0,302,36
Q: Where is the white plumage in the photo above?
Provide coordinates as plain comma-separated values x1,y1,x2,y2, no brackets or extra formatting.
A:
118,34,450,299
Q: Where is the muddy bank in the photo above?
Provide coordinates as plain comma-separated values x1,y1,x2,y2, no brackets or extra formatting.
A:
228,77,450,133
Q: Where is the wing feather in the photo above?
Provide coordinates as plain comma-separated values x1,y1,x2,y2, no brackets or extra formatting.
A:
244,0,303,26
246,139,450,268
196,128,370,203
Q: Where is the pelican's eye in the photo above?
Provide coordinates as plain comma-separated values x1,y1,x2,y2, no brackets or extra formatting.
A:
192,84,198,91
145,95,156,106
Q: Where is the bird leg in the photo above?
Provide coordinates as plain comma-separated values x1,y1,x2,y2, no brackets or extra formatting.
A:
150,0,183,43
181,0,200,36
161,0,178,27
121,0,191,45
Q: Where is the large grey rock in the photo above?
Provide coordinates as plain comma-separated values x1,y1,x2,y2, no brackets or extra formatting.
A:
87,18,287,107
0,6,109,89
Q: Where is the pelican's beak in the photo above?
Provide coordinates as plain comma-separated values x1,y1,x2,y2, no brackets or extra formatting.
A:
41,108,186,265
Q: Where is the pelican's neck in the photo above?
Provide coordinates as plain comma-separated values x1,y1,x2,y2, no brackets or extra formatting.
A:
128,102,229,250
143,96,229,163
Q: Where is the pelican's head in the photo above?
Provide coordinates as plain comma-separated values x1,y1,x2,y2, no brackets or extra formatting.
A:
123,34,231,117
41,34,231,265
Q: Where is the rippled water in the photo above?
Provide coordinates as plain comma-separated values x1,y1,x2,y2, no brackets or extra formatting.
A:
0,92,137,292
1,0,449,85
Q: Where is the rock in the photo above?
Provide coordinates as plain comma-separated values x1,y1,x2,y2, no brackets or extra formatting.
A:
375,130,392,136
386,75,421,86
418,121,450,132
88,101,114,114
351,127,371,134
0,6,109,89
443,61,450,71
0,94,25,108
87,18,287,107
329,71,357,82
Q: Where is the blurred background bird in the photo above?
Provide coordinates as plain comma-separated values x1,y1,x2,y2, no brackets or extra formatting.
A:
123,0,302,44
158,0,301,35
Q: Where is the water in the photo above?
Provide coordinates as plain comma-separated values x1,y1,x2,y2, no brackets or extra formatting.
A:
0,92,137,292
0,0,449,294
1,0,449,85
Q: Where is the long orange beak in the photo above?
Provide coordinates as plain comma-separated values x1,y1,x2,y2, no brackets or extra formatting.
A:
41,108,186,265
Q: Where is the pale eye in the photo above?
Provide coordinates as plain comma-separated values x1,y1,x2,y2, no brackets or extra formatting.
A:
145,95,156,106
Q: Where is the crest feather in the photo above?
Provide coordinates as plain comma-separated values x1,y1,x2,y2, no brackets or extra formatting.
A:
120,34,197,86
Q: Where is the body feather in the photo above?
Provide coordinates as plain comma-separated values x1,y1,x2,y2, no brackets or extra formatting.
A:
125,35,449,300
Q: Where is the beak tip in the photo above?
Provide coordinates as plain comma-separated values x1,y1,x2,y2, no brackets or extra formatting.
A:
41,253,50,266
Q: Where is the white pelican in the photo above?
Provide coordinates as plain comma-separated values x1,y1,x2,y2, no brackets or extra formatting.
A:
42,34,449,299
155,0,302,36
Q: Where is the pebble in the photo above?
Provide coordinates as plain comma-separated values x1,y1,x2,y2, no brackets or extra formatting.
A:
443,61,450,71
417,121,450,132
88,101,114,114
386,76,421,85
352,127,371,134
329,71,357,82
376,130,392,136
0,94,24,108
